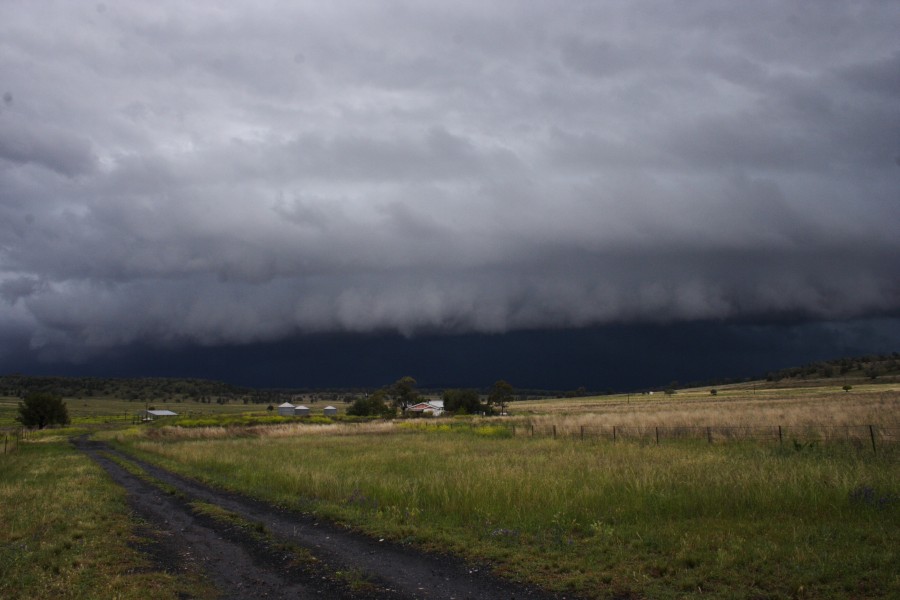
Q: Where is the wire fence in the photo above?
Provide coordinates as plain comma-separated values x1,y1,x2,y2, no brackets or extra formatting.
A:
2,428,31,455
513,423,900,453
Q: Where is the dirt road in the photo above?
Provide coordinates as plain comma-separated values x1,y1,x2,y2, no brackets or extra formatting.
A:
75,438,580,600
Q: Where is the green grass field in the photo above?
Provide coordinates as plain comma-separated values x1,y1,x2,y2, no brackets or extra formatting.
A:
111,413,899,598
0,394,316,428
4,383,899,598
0,432,216,599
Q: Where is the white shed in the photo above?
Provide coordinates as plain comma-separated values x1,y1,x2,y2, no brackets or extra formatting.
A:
294,405,310,416
139,409,178,422
323,405,338,416
277,402,295,416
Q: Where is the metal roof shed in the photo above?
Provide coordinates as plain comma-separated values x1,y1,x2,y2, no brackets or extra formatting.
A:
138,409,178,422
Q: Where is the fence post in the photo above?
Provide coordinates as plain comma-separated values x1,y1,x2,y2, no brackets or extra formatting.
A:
552,425,556,439
531,424,534,437
869,425,877,455
707,427,712,444
4,435,6,454
580,426,584,441
612,426,616,443
655,426,659,445
778,425,783,446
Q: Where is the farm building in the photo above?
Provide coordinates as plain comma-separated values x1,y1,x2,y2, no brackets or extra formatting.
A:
323,405,338,416
277,402,295,416
294,405,310,416
138,409,178,422
407,400,444,416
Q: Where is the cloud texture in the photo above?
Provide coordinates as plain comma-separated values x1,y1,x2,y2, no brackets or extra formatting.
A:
1,1,899,362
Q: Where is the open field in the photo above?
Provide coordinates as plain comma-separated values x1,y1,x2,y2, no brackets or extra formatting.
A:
514,383,900,419
0,394,340,429
98,385,900,599
0,432,216,599
512,385,900,446
5,383,900,598
111,422,899,599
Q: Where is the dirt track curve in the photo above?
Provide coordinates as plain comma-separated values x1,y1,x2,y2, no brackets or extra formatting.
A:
75,437,583,600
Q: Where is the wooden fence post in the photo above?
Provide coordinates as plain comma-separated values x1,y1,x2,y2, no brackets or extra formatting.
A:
869,425,877,455
580,426,584,441
531,424,534,437
612,426,616,443
778,425,783,446
707,427,712,444
552,425,556,439
4,435,6,455
655,426,659,445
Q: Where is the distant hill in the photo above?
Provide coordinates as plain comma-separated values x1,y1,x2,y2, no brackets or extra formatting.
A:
2,351,898,401
0,375,258,404
762,353,900,385
674,352,900,391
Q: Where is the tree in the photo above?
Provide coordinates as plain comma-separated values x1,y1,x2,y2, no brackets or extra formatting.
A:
347,390,392,417
17,392,70,429
442,388,482,415
842,385,852,392
391,376,418,412
710,389,718,396
487,380,514,415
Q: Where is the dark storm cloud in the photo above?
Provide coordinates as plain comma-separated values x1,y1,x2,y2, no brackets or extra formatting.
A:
0,1,898,364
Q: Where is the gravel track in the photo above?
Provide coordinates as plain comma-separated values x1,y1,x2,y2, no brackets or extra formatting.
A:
75,437,581,600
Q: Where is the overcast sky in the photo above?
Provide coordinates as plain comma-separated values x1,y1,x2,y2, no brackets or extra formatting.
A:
1,2,898,386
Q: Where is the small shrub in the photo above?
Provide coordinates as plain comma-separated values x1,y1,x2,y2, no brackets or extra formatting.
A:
17,393,70,429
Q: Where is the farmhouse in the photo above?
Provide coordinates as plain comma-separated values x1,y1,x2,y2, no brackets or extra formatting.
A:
407,399,444,416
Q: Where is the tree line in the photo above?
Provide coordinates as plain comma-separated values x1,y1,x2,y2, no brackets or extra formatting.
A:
347,376,515,417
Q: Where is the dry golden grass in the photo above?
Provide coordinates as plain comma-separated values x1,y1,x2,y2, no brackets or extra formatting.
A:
510,386,900,444
515,387,898,423
139,419,401,441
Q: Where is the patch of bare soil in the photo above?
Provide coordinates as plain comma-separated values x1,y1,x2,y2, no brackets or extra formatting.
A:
74,437,583,600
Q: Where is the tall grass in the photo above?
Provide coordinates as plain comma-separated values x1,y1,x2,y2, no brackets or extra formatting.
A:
515,388,898,425
119,425,900,599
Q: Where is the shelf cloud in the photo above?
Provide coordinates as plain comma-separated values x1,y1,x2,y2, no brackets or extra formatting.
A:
1,1,898,367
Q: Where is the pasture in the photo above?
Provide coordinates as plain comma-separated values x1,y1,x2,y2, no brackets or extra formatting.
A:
0,394,298,429
0,431,216,599
4,383,899,598
105,384,900,599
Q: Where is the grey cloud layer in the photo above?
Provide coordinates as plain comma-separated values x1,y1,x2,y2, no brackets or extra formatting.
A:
1,1,898,359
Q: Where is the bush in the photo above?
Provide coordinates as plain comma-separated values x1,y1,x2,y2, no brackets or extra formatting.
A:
347,391,392,417
17,393,70,429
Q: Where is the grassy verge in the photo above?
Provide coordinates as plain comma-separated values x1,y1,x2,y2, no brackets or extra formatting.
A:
113,426,900,599
0,438,216,599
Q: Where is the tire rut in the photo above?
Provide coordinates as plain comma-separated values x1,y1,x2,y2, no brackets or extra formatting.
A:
76,437,364,599
75,437,580,600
